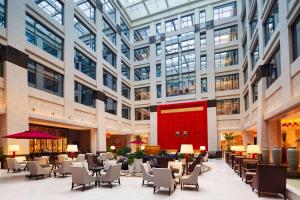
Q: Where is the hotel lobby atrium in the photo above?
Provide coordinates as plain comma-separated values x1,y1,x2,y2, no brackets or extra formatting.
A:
0,0,300,199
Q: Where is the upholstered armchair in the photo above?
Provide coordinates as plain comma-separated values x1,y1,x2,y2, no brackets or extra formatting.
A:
54,160,73,177
141,163,154,186
58,154,70,164
70,166,96,191
153,168,176,196
168,161,183,180
180,165,201,191
241,158,259,183
27,161,52,179
6,158,26,172
252,164,287,199
96,164,122,188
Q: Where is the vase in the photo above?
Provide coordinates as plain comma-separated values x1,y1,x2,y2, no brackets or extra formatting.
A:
272,147,282,164
133,158,143,173
287,147,299,171
261,146,270,163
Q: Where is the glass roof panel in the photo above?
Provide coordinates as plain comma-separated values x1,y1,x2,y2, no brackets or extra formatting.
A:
145,0,167,14
126,2,148,20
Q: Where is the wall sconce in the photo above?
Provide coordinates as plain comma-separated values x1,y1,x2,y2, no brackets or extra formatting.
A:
51,112,55,115
175,131,180,137
32,107,35,111
183,131,188,137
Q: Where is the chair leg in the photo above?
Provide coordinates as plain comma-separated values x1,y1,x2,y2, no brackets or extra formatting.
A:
110,182,112,188
181,183,183,190
196,183,199,191
169,188,171,196
153,186,156,194
142,180,144,186
118,178,121,185
71,182,74,190
82,185,85,192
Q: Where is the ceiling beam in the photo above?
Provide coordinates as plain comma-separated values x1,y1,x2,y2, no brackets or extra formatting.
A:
165,0,169,8
142,0,150,14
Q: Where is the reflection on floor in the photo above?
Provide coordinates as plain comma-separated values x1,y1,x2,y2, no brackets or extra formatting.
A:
0,160,285,200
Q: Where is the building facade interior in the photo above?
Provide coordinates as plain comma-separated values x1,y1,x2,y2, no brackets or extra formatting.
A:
0,0,300,199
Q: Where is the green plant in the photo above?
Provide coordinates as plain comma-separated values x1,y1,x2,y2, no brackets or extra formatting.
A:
135,135,142,142
224,132,235,150
159,150,166,156
127,154,135,165
178,153,185,160
134,150,145,159
116,147,130,156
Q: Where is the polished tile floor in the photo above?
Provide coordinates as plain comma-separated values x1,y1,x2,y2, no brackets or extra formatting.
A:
0,160,284,200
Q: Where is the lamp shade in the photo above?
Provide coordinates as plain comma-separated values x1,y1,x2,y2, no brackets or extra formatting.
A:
140,145,145,150
200,146,206,151
67,144,78,152
110,145,115,150
235,145,245,152
247,145,261,154
231,145,237,151
8,145,20,152
180,144,194,154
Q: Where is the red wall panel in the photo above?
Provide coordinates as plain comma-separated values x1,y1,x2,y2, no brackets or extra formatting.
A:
157,101,208,150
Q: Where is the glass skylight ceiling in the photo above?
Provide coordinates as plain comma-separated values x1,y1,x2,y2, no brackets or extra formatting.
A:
119,0,198,20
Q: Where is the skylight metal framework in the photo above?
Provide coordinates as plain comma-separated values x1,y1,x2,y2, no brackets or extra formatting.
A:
118,0,197,21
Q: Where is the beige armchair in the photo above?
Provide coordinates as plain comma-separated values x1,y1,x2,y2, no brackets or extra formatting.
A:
6,158,26,172
27,161,52,179
70,166,96,191
153,168,176,196
54,160,73,177
58,154,71,164
168,161,183,180
141,163,154,186
96,164,121,188
34,156,49,166
180,165,201,191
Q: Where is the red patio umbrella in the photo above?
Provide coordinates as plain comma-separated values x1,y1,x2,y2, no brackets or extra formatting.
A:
2,131,60,139
130,140,146,145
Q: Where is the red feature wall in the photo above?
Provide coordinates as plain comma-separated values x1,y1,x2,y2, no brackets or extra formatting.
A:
157,101,208,150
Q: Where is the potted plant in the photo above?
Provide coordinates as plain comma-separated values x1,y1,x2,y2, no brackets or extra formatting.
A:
116,147,130,160
127,154,135,174
224,132,235,150
134,150,144,173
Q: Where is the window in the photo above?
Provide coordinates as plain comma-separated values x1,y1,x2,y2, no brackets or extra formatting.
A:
215,49,238,69
25,15,63,60
199,10,206,24
156,43,161,56
165,32,196,96
103,18,116,45
216,98,240,115
28,59,63,97
103,69,117,91
213,2,237,21
74,17,95,51
181,14,194,29
266,48,281,88
200,32,206,47
105,96,117,115
135,107,150,120
243,64,248,84
121,62,130,80
122,83,130,100
292,14,300,60
120,18,129,40
250,4,258,37
201,78,207,93
121,40,130,59
134,66,150,81
157,85,162,98
156,63,161,77
244,92,249,111
35,0,63,24
100,0,116,23
122,105,131,120
0,0,5,27
165,18,178,33
134,46,150,62
102,43,116,67
252,79,259,103
251,41,259,69
135,87,150,101
264,0,279,45
200,55,207,70
214,25,238,45
74,81,94,107
75,0,95,23
134,26,150,42
242,37,247,58
74,49,96,79
215,74,239,91
156,23,161,36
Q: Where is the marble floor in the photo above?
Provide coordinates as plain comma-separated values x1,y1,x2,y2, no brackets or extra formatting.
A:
0,160,284,200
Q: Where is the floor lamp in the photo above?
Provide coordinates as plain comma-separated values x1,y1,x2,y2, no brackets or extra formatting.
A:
8,145,20,158
180,144,194,174
67,144,78,160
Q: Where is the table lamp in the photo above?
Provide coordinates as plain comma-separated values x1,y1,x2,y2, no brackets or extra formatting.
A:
67,144,78,160
140,145,145,150
8,145,20,157
200,146,206,153
110,145,115,150
180,144,194,174
235,145,245,155
230,145,237,152
247,145,261,158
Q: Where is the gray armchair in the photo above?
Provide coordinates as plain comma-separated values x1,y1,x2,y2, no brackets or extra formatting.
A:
153,168,176,196
27,161,52,179
96,164,121,188
141,163,154,186
54,160,73,177
180,165,201,191
70,166,96,191
6,158,26,172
